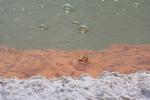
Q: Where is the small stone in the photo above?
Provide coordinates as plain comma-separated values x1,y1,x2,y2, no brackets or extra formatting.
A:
141,89,150,98
84,87,89,90
78,56,89,64
120,96,131,100
0,81,4,84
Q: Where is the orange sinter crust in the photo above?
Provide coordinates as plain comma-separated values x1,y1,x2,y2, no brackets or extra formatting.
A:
0,44,150,79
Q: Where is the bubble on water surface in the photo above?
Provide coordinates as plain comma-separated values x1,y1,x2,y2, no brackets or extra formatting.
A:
122,8,126,11
40,4,47,8
28,11,32,15
32,5,36,8
114,0,118,2
21,8,25,11
116,12,121,15
11,14,15,17
12,7,17,11
62,4,74,14
132,3,141,8
0,7,4,12
14,18,21,22
78,25,89,34
38,24,48,31
71,20,81,27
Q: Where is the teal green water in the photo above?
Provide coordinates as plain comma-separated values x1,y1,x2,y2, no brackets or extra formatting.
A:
0,0,150,50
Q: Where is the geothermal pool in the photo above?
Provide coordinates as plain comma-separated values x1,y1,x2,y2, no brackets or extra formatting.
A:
0,1,150,99
0,0,150,50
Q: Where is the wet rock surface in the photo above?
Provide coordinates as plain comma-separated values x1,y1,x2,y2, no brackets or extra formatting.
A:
0,44,150,79
0,71,150,100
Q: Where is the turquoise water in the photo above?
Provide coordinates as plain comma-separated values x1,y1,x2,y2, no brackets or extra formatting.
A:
0,0,150,50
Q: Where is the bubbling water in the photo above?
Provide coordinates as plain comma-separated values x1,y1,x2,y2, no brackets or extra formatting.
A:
78,25,89,34
132,3,141,8
71,20,80,27
71,19,89,34
62,4,74,14
38,24,48,31
0,0,149,50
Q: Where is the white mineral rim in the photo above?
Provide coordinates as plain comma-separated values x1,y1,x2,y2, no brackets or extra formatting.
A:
0,71,150,100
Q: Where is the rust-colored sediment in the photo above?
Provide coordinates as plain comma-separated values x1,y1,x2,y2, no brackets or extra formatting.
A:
0,44,150,79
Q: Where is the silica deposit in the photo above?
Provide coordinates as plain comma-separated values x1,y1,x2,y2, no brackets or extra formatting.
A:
0,71,150,100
